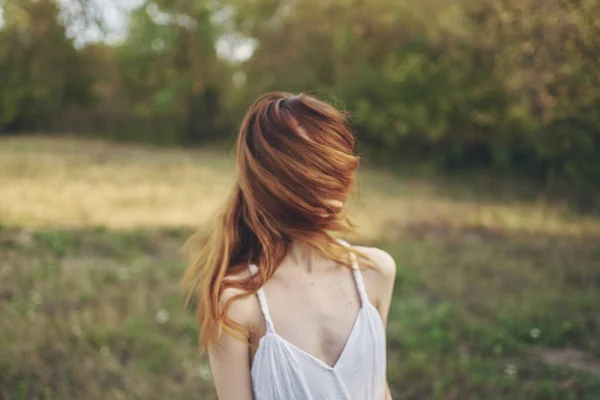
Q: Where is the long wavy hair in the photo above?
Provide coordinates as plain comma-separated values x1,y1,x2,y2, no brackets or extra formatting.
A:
182,92,362,350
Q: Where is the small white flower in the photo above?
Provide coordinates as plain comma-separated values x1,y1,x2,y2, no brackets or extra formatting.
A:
199,364,212,380
530,328,541,339
29,291,42,305
155,309,169,324
504,363,517,379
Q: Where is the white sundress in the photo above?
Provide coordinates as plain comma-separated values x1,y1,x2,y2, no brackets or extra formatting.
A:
248,241,387,400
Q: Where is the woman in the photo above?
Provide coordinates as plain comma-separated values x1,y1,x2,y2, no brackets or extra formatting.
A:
183,92,396,399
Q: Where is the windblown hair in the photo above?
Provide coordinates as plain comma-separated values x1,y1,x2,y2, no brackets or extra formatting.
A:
182,92,361,350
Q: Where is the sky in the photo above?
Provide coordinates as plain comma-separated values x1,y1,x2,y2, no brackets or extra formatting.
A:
0,0,142,43
61,0,145,44
0,0,255,61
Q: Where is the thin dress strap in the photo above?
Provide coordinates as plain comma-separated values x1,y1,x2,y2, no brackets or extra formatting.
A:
338,239,370,307
248,264,276,333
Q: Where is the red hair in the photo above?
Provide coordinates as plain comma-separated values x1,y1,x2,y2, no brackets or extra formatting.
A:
182,92,361,350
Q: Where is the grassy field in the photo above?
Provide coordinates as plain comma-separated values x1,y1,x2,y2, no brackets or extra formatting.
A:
1,136,599,399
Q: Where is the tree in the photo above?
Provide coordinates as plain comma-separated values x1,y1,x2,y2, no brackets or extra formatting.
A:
0,0,92,132
113,0,231,143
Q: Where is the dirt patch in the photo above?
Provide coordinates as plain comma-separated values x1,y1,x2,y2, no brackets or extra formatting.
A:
536,348,600,376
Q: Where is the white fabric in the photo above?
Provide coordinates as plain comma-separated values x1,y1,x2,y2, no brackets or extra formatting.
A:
248,241,387,400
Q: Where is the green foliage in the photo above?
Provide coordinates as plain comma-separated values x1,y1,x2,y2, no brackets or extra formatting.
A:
382,232,600,399
33,230,71,257
2,225,600,399
106,0,231,144
0,0,93,132
234,0,600,190
0,0,599,192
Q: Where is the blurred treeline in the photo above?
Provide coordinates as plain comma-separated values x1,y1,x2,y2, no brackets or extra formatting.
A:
1,0,599,191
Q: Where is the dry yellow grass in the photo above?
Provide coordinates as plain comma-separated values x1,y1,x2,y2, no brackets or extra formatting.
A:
0,137,234,229
1,136,599,238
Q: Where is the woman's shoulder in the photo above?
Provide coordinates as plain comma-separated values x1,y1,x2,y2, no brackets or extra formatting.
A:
220,267,262,329
353,246,396,280
352,246,396,306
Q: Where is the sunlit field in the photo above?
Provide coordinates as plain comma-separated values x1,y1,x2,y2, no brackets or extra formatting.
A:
1,136,599,399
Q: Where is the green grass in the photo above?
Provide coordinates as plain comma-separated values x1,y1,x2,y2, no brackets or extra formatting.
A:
0,227,213,400
1,228,598,399
1,137,599,399
382,233,600,399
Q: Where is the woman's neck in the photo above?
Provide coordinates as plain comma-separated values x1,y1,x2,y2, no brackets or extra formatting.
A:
288,240,315,273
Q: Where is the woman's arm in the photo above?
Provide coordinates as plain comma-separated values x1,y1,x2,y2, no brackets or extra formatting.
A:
358,247,397,400
208,289,257,400
385,383,393,400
